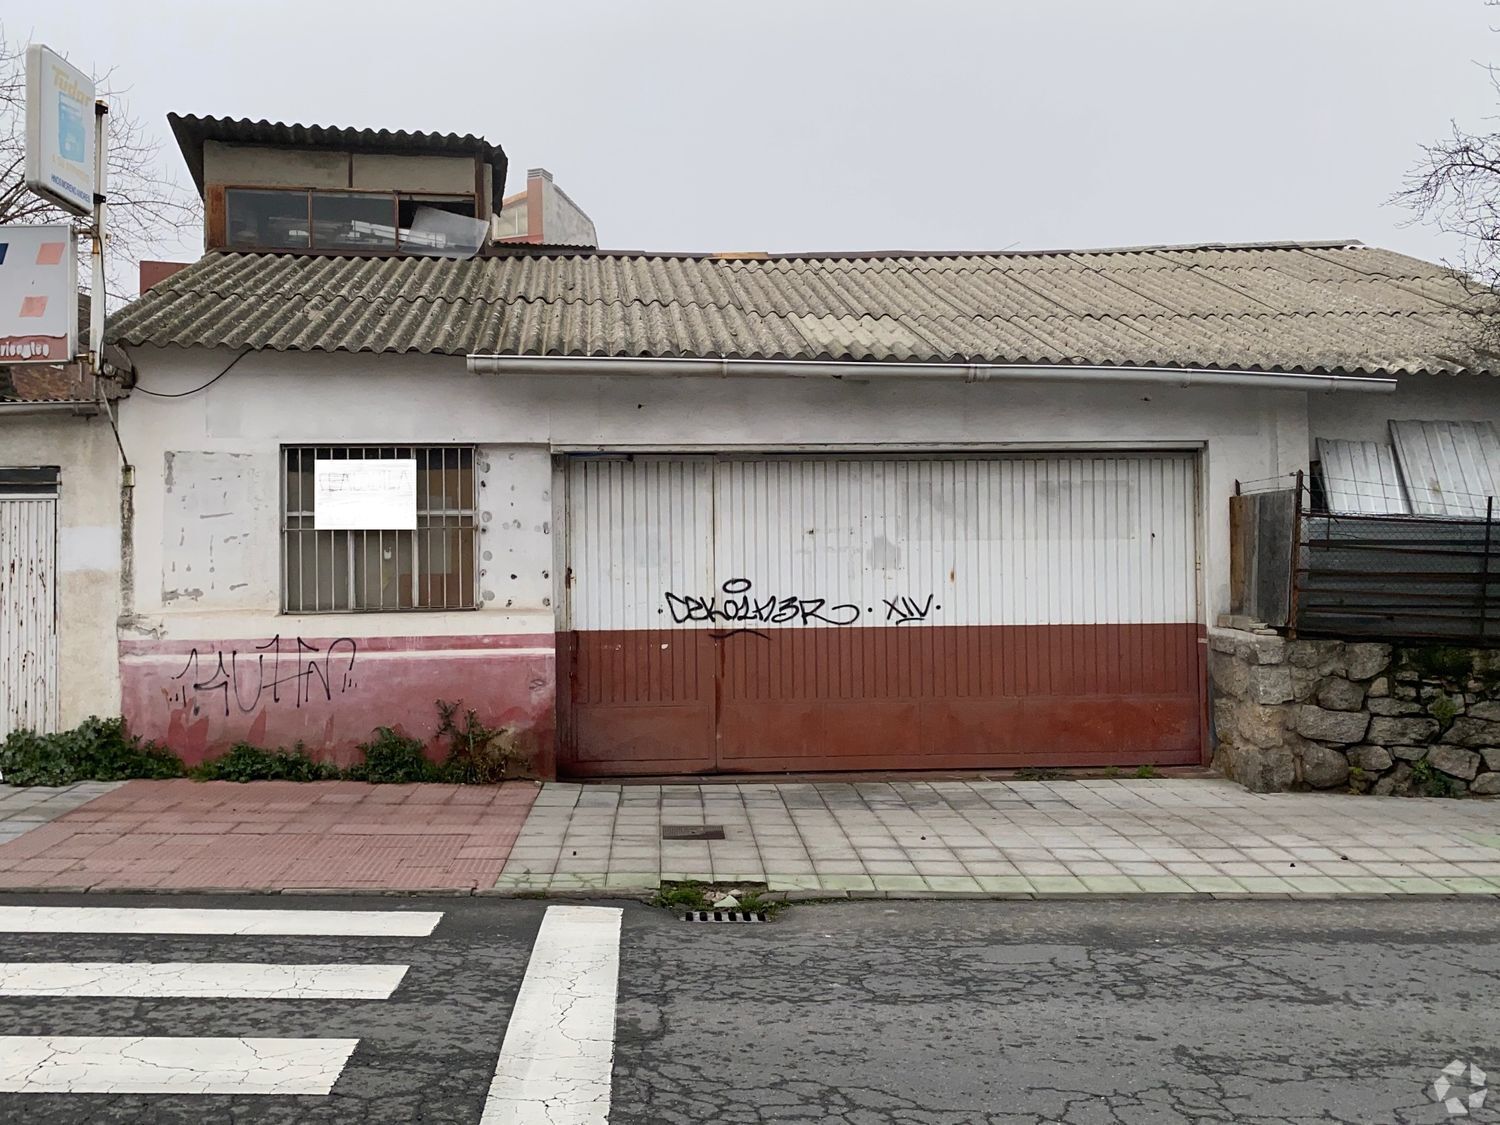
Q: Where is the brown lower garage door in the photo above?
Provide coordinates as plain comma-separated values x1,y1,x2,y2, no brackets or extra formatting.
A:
560,454,1205,776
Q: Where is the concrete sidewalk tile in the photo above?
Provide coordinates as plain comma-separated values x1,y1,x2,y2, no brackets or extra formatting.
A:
815,874,877,891
864,861,919,875
1130,875,1195,893
1013,862,1072,877
872,874,929,892
964,861,1023,876
925,875,984,893
1182,875,1247,893
1386,876,1459,894
1231,876,1298,894
974,875,1035,894
1079,875,1142,893
1330,876,1400,894
1027,875,1089,894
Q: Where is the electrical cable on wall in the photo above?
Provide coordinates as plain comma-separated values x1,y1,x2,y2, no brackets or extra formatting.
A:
132,348,251,397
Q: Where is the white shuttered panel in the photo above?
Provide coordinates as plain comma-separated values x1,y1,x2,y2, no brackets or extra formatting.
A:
0,496,59,737
570,454,1199,631
566,457,713,631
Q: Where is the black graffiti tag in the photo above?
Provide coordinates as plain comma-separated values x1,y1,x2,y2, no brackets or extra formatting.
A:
883,594,936,625
662,579,938,630
170,636,359,718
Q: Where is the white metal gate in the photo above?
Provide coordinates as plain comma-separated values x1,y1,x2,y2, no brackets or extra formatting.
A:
0,489,59,737
563,453,1204,775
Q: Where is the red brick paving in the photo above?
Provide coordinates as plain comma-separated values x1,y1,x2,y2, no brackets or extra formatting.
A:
0,780,539,892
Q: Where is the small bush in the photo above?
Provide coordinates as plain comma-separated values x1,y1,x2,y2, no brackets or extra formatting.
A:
1134,764,1160,779
0,717,184,786
436,700,533,783
1404,646,1474,683
191,742,340,783
346,727,439,784
1410,757,1455,798
1429,694,1460,729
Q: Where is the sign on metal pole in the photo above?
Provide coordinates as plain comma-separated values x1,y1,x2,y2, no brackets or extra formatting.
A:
0,225,78,364
24,45,96,217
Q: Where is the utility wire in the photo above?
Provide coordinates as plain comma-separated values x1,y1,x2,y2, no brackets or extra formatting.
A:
132,348,251,397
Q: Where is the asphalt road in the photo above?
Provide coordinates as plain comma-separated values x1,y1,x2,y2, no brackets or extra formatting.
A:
0,894,1492,1123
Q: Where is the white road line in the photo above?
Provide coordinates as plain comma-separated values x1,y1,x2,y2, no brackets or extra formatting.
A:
0,1036,359,1094
481,905,622,1125
0,907,442,937
0,962,409,999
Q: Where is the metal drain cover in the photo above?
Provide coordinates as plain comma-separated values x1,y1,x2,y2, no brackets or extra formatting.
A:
683,909,768,923
661,824,725,841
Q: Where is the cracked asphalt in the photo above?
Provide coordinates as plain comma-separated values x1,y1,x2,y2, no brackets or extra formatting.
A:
0,894,1493,1123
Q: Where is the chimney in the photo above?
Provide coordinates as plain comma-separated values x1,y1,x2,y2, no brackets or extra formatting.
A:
140,260,191,295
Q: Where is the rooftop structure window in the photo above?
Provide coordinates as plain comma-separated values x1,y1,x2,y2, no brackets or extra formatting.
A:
226,189,309,249
227,188,477,253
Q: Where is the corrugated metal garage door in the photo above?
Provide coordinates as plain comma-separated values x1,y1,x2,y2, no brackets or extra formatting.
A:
0,490,59,738
562,454,1203,776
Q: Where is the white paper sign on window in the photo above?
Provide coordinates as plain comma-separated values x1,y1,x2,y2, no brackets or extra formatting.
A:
314,459,417,530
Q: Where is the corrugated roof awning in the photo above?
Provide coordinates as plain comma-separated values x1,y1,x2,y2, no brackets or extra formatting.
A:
107,241,1498,377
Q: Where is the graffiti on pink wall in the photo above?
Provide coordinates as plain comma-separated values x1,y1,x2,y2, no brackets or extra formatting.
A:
170,635,359,718
122,633,557,770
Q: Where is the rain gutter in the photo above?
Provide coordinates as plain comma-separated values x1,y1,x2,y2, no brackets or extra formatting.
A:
466,354,1398,394
0,400,101,415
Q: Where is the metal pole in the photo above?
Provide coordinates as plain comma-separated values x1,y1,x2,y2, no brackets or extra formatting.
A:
1287,469,1305,638
89,99,108,378
1483,496,1494,643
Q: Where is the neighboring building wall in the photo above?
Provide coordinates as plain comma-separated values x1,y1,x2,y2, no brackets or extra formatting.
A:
116,347,1324,768
541,179,598,247
1306,373,1500,452
0,414,121,727
494,169,598,247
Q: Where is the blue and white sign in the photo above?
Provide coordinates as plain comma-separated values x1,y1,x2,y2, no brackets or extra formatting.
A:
24,46,95,218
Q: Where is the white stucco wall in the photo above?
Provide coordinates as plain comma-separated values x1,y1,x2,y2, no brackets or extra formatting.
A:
0,413,121,726
1306,373,1500,451
114,346,1338,638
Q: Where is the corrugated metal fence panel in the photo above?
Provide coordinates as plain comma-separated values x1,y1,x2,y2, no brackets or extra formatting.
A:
1390,420,1500,517
1316,438,1410,515
0,496,59,737
1295,511,1500,643
712,454,1198,627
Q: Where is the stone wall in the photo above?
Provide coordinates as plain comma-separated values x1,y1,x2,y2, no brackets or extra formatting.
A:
1209,627,1500,795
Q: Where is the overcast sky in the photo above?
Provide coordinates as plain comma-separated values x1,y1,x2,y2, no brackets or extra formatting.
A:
16,0,1500,277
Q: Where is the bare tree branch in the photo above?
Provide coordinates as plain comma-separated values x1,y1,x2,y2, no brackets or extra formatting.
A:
0,24,200,309
1398,24,1500,352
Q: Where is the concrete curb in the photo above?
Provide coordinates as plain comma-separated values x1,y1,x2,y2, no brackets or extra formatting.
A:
0,885,1495,902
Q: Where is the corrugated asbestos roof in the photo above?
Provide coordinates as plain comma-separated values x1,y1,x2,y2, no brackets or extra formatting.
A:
167,114,508,209
107,241,1499,376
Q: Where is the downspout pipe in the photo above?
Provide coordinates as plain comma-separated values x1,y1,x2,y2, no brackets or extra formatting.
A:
465,354,1398,394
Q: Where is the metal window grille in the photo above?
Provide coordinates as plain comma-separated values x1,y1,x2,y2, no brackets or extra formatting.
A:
281,446,478,612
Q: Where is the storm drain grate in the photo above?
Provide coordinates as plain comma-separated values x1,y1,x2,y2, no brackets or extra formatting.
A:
682,910,769,923
661,824,726,841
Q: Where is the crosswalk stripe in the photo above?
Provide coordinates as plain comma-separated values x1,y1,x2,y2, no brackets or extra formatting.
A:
481,905,622,1125
0,906,442,937
0,962,409,999
0,1036,359,1094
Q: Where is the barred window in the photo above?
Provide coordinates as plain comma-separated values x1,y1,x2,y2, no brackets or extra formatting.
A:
282,446,478,612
